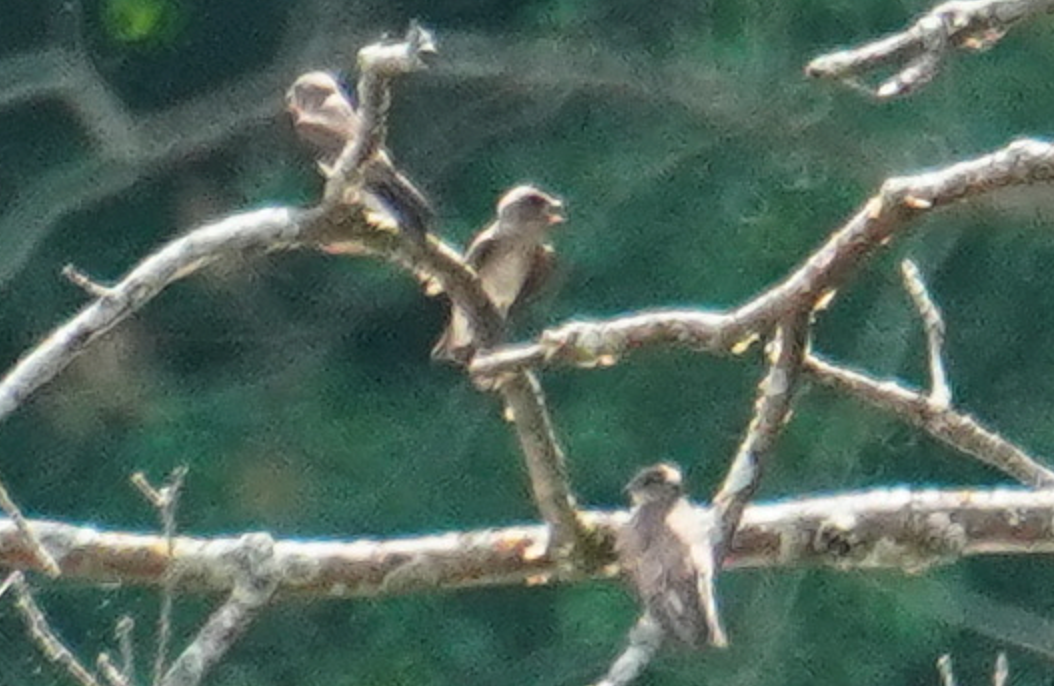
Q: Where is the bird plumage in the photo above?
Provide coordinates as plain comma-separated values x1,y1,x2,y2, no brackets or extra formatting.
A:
431,185,563,363
617,463,715,649
285,71,434,240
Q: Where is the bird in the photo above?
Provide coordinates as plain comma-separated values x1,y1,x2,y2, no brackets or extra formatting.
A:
431,185,564,363
285,71,435,241
617,463,725,649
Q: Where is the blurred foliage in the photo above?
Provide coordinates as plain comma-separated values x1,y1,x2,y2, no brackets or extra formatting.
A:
2,0,1054,685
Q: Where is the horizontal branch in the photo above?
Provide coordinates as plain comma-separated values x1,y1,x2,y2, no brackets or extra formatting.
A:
6,487,1054,597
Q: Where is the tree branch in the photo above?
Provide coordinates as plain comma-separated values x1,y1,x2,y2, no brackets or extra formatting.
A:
805,0,1054,99
159,534,279,686
473,138,1054,376
5,487,1054,597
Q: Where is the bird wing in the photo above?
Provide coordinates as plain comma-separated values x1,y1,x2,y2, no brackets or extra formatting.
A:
617,506,708,648
463,226,499,271
513,243,556,311
666,499,728,647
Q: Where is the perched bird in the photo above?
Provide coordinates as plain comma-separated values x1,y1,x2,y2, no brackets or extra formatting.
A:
285,71,435,240
617,463,725,649
431,185,564,363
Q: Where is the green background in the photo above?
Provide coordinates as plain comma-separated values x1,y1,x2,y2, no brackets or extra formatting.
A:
3,0,1054,684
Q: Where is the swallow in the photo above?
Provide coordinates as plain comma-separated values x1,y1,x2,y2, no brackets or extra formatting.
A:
285,71,435,240
617,463,726,648
431,185,564,363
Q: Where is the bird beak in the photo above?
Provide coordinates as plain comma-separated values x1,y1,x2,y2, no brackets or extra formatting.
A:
546,200,565,225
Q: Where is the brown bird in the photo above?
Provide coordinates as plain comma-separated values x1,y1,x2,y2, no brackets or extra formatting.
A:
617,463,726,649
285,71,434,240
431,185,564,363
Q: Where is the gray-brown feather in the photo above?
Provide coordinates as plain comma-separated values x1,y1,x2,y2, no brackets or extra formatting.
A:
617,498,708,648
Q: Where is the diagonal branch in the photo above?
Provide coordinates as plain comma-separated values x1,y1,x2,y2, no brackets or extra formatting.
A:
592,615,664,686
498,371,585,556
805,0,1054,99
159,534,279,686
702,311,811,646
804,354,1054,487
900,259,952,407
6,571,103,686
472,138,1054,377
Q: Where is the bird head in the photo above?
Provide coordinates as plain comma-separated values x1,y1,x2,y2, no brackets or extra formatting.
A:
285,72,358,156
496,185,565,229
624,462,685,506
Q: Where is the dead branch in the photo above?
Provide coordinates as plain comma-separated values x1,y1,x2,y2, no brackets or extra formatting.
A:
592,615,664,686
159,534,279,686
474,139,1054,378
805,0,1054,99
4,487,1054,597
7,571,103,686
804,354,1054,487
900,259,951,407
704,312,811,646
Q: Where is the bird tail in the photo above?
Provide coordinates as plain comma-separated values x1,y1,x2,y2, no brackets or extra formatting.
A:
364,163,435,241
431,307,474,364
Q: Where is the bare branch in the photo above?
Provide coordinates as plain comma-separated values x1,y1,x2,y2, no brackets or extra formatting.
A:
96,654,131,686
0,206,311,428
6,487,1054,597
0,474,60,576
326,23,437,200
993,652,1008,686
8,571,103,686
805,0,1054,99
805,354,1054,487
900,260,952,407
474,138,1054,376
159,533,279,686
704,312,810,646
62,264,114,299
115,616,136,686
133,467,188,686
499,371,585,556
591,614,664,686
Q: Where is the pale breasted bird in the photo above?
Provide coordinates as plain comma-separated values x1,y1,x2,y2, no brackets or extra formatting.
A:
285,71,435,240
431,185,564,363
617,463,724,649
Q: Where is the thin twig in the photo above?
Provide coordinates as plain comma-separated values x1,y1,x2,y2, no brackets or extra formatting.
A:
805,0,1054,99
805,353,1054,487
133,467,188,686
0,473,60,576
8,571,103,686
115,616,136,686
96,653,132,686
62,264,115,299
901,259,951,407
